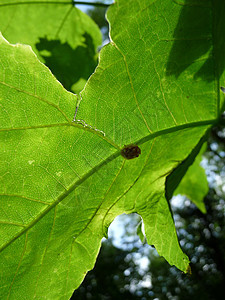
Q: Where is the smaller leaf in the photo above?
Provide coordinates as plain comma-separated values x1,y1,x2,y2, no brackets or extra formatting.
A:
136,219,146,244
174,144,208,213
166,133,209,205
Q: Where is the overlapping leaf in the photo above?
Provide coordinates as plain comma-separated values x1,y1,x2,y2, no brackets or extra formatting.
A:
0,0,102,93
0,0,225,299
174,144,208,213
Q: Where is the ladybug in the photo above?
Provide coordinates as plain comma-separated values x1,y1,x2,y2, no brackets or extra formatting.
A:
121,144,141,160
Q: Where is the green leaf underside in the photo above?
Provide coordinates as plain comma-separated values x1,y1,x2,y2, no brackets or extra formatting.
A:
174,143,208,213
0,0,102,93
0,0,225,299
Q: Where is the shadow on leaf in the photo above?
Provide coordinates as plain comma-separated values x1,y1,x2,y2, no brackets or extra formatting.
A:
35,33,97,93
166,0,225,83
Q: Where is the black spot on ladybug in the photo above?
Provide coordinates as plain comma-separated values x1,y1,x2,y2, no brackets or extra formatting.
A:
121,144,141,160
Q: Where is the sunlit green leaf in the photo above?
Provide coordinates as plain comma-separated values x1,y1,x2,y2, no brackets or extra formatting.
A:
0,0,225,299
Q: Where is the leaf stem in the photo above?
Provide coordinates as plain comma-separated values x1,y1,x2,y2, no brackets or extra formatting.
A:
0,1,111,8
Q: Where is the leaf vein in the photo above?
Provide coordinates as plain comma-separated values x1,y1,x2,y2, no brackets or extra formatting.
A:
112,41,153,133
0,81,71,123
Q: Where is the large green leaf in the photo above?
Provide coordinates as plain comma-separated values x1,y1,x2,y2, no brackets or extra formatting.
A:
0,0,225,299
0,0,102,93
